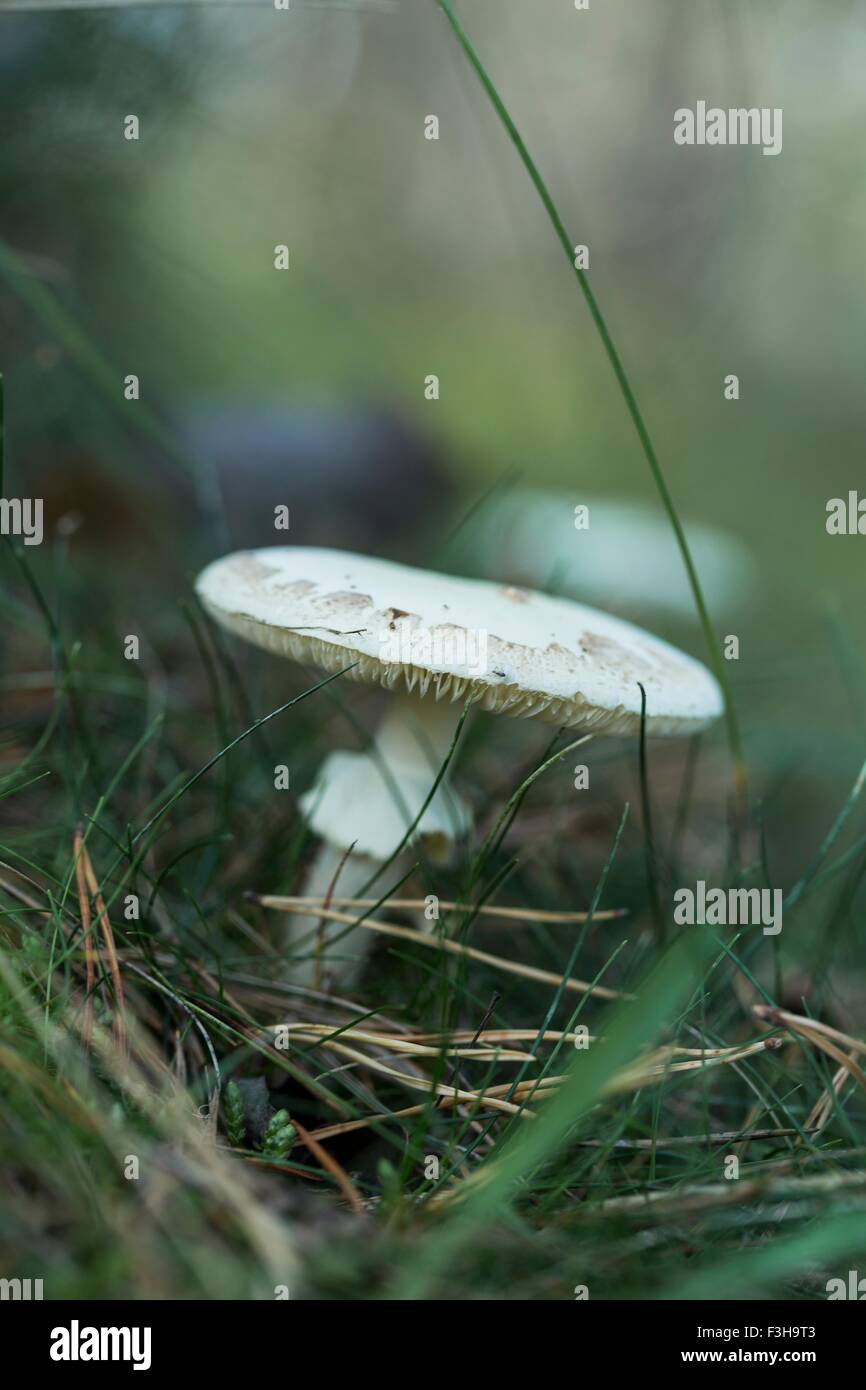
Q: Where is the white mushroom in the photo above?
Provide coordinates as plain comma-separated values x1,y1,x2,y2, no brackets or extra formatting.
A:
454,489,755,622
196,546,723,986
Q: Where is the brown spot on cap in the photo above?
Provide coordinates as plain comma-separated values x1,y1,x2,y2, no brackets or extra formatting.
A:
581,631,631,662
272,578,317,597
233,554,280,581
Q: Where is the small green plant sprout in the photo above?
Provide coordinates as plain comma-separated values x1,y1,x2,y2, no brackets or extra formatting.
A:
260,1110,296,1161
377,1156,403,1211
223,1080,246,1148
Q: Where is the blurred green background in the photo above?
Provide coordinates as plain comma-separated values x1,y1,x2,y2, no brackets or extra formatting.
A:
2,0,866,898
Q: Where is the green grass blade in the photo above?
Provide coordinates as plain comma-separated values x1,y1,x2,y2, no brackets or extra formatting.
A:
434,0,745,802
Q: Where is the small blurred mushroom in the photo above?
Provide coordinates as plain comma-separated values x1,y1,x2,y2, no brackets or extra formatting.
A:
173,399,452,556
452,488,755,624
197,546,722,988
22,399,452,571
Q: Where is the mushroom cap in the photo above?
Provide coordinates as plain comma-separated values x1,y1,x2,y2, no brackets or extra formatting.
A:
195,546,723,736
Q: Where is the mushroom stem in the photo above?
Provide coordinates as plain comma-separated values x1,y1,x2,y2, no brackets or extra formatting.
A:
285,842,413,990
370,690,467,842
286,691,471,989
